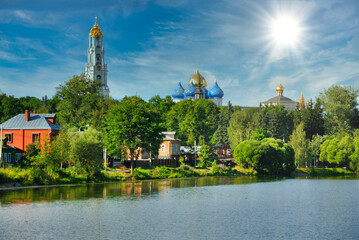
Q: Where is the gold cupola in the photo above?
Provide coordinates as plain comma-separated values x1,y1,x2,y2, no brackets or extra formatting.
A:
89,17,103,37
188,67,207,88
276,83,284,96
299,92,304,103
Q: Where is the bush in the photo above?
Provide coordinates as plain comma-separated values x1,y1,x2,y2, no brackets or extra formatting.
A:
133,167,151,180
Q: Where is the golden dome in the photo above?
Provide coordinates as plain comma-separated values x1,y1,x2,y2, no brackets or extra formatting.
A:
276,83,284,96
89,17,103,37
188,68,207,88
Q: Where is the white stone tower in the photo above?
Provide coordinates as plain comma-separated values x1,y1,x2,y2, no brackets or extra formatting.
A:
85,17,110,96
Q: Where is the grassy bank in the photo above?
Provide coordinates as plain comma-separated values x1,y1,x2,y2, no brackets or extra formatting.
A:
294,168,356,177
0,165,245,187
0,167,126,187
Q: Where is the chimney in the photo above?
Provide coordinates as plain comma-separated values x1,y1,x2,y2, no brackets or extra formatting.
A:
25,110,30,121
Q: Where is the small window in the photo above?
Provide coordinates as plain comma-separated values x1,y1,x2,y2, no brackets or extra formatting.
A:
32,133,40,143
7,153,11,163
3,153,7,163
15,153,22,162
5,134,12,143
161,144,166,153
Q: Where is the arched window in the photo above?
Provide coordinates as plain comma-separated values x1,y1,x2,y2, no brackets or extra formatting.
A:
97,75,102,81
161,144,166,153
96,54,101,64
96,36,100,47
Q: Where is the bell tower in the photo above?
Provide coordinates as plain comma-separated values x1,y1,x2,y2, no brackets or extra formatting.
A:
85,17,110,96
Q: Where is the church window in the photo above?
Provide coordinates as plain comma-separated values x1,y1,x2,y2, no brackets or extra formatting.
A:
96,54,101,64
97,75,102,81
96,37,100,47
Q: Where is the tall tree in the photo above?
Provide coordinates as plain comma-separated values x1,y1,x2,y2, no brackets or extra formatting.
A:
258,105,294,141
289,122,311,167
55,74,105,128
320,85,359,134
104,96,164,174
227,108,258,150
166,99,219,145
148,95,174,125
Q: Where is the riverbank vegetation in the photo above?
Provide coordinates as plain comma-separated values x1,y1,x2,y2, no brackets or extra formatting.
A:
1,75,359,187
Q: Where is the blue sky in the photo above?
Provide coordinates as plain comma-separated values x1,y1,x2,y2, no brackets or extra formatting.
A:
1,0,359,106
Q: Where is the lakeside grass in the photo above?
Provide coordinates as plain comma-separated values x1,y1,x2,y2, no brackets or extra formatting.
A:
1,166,356,188
294,167,356,177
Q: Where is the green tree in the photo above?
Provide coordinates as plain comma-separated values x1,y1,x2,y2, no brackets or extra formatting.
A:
234,138,295,176
258,105,294,141
228,108,258,150
166,99,219,145
293,98,325,139
320,85,359,134
55,74,105,128
289,122,311,167
104,96,164,174
69,127,104,177
214,102,234,146
320,134,354,167
148,95,174,124
309,134,326,167
198,145,216,168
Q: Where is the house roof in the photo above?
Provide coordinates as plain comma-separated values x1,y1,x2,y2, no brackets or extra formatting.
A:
2,144,23,151
1,114,60,130
162,131,181,141
261,95,296,104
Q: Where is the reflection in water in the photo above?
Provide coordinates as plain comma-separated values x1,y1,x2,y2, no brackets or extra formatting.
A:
0,176,273,206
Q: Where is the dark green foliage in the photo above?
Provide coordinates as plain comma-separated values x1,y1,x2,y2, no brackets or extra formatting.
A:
320,85,359,134
228,108,259,150
198,145,216,168
234,138,296,176
258,105,294,141
104,96,164,174
293,98,325,139
214,101,234,145
148,95,175,125
55,74,109,128
166,98,220,145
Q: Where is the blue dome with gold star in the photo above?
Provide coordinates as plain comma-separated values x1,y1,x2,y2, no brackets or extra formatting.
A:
209,82,224,98
184,82,196,98
172,82,185,99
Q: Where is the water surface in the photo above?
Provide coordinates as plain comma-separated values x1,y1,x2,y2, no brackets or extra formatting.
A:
0,177,358,240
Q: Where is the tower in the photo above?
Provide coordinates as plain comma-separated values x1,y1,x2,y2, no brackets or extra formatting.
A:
85,17,110,96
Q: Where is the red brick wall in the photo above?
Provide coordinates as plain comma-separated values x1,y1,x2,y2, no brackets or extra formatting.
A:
1,129,58,152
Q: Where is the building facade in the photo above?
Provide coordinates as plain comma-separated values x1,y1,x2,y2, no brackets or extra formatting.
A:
1,110,60,152
171,68,224,107
85,17,110,96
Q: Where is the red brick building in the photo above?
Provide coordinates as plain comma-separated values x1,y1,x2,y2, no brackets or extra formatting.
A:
1,110,60,151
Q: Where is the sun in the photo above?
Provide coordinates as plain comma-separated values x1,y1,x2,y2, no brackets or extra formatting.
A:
270,16,302,47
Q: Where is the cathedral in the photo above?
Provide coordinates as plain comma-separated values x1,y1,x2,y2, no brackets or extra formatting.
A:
85,17,110,96
260,83,309,110
171,68,224,106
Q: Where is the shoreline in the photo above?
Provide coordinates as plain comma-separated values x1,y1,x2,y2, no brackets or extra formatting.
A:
1,167,357,191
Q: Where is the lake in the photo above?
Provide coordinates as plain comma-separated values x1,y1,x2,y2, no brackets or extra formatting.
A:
0,177,358,240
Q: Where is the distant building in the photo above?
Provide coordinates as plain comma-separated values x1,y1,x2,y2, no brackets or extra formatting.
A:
171,68,224,106
260,83,297,110
85,17,110,96
1,110,60,152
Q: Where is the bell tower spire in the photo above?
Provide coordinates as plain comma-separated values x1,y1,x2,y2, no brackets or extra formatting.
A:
85,17,110,96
